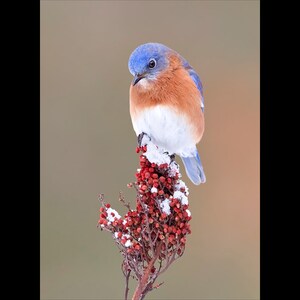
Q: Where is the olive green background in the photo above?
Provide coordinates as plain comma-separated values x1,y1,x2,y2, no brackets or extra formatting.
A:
41,1,259,299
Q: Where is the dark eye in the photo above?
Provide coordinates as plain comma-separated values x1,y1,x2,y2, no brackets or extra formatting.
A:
148,59,156,69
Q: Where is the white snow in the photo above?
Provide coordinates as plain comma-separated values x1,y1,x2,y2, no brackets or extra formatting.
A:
175,180,186,190
186,209,191,217
169,161,179,177
151,187,158,193
160,198,171,215
124,240,133,247
143,140,171,166
173,190,189,205
114,232,119,239
106,208,121,223
122,234,133,247
175,180,189,196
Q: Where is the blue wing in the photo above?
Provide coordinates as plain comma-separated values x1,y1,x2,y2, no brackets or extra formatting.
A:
180,150,206,185
181,59,205,112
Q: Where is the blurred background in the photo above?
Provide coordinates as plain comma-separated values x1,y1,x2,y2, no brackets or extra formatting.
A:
41,1,259,299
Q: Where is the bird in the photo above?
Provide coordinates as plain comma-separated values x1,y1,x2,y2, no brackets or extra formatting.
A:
128,42,206,185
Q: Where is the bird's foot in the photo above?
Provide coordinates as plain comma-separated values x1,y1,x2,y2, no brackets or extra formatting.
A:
137,132,151,147
163,151,176,162
169,154,176,162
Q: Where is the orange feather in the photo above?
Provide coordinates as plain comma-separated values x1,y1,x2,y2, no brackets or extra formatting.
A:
130,54,204,143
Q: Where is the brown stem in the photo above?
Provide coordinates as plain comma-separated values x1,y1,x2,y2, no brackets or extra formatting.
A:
125,269,131,300
131,244,161,300
131,257,155,300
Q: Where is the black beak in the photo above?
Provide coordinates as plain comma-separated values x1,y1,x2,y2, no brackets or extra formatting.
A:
133,74,145,86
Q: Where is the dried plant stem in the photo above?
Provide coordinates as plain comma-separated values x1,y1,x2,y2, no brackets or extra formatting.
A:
98,144,192,300
132,245,161,300
125,269,131,300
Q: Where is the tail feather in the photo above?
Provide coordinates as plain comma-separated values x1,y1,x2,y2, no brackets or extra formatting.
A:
180,152,206,185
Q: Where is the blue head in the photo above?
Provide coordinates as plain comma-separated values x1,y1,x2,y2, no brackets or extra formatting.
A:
128,43,173,86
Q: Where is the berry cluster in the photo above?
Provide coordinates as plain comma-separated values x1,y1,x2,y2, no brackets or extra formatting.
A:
98,142,192,298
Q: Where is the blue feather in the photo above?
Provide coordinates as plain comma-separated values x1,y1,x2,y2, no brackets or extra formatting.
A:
181,59,205,112
180,151,206,185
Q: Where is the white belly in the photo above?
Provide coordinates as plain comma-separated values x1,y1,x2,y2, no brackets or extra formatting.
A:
132,105,196,156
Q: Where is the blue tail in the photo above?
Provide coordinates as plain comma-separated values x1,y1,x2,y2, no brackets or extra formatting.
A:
180,151,206,185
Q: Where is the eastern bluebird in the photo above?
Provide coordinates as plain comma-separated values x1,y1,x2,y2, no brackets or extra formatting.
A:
128,43,206,185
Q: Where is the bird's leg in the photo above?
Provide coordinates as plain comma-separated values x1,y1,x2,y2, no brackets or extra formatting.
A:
163,151,176,162
137,132,145,147
137,132,151,147
169,154,176,162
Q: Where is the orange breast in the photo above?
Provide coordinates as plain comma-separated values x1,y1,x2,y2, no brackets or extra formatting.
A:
130,54,204,143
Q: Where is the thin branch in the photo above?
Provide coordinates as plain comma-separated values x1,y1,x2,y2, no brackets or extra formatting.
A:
119,192,131,210
125,269,131,300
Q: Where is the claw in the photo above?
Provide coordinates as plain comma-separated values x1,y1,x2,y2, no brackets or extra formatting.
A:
169,154,176,162
137,132,151,147
163,151,176,161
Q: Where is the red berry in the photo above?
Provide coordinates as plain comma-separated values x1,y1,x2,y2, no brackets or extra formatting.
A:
168,235,174,242
161,213,167,219
159,176,166,183
180,237,186,244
